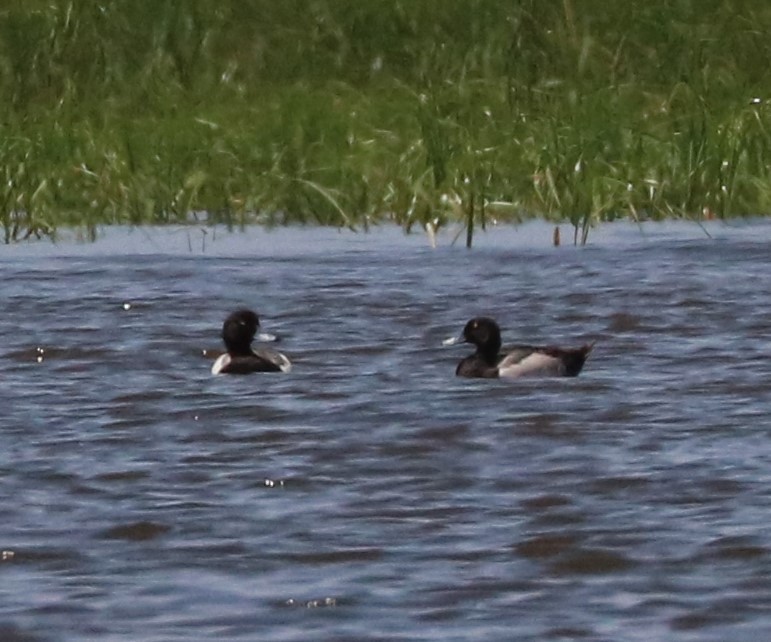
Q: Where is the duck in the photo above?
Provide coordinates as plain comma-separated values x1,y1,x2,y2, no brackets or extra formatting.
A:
443,317,594,379
211,309,291,375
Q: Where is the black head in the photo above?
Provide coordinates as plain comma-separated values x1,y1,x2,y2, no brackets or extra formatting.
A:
222,309,260,354
462,317,502,357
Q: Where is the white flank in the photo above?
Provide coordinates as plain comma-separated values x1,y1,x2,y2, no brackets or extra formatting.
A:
254,347,292,373
498,352,558,378
211,353,231,375
274,352,292,373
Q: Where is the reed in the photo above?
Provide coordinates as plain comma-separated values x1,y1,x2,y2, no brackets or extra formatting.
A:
0,0,770,243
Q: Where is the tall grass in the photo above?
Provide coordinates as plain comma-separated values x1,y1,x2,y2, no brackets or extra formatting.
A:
1,0,770,243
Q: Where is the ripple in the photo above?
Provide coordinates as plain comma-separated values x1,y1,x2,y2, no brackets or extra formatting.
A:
515,534,578,559
521,494,573,511
0,547,83,571
101,521,172,541
3,346,113,364
670,607,743,631
281,596,340,609
588,475,651,496
697,536,769,561
0,624,47,642
93,470,151,483
284,548,384,565
606,312,642,332
550,548,637,575
544,626,593,639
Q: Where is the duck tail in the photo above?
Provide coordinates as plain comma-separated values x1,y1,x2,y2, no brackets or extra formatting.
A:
559,341,596,377
582,340,597,355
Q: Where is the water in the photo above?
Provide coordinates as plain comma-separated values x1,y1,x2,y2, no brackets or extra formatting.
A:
1,221,770,641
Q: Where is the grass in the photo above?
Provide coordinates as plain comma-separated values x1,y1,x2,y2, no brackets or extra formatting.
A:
1,0,770,244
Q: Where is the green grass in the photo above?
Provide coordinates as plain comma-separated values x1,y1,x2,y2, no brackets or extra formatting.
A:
1,0,771,244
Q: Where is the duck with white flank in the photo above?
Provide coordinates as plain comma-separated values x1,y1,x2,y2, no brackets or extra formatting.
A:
211,309,291,375
443,317,594,378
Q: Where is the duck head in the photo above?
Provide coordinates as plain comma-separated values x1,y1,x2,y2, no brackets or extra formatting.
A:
443,317,502,358
222,309,260,355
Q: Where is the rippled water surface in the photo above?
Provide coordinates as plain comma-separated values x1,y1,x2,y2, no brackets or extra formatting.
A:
2,221,771,641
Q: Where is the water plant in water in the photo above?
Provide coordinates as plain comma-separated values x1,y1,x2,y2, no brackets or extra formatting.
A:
0,0,770,244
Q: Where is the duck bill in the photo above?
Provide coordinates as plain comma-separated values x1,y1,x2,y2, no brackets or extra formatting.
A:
257,332,278,342
442,334,465,347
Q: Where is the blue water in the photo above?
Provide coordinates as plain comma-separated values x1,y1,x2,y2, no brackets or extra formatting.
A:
1,221,770,641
